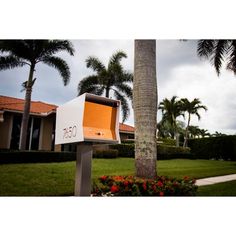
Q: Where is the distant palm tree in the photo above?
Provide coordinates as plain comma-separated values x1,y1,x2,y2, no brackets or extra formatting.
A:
78,51,133,123
197,40,236,75
181,98,207,147
0,40,74,150
212,131,227,137
188,125,201,138
134,40,157,179
158,96,184,146
199,129,210,138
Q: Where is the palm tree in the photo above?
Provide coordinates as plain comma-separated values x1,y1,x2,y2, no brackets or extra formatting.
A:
199,129,210,138
78,51,133,123
212,131,227,137
197,40,236,75
181,98,207,147
0,40,74,150
134,40,157,179
158,96,184,146
188,125,201,138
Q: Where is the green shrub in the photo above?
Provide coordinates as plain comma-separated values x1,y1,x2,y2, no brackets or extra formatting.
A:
0,150,76,164
188,136,236,161
93,149,118,159
110,143,192,159
110,143,134,157
92,175,198,196
157,138,176,146
121,140,135,144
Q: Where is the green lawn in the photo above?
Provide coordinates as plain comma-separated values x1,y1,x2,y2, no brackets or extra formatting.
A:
0,158,236,196
198,180,236,196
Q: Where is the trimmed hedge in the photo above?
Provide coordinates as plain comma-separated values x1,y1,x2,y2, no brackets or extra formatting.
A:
188,136,236,161
0,149,119,164
0,150,76,164
93,149,118,159
110,143,192,160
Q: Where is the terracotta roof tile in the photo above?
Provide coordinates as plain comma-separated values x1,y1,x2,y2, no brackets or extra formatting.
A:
0,95,57,115
119,123,135,133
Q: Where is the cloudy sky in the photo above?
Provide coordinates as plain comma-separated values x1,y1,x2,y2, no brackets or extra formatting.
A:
1,40,236,135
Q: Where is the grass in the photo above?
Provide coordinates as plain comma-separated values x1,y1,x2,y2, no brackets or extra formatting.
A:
0,158,236,196
197,180,236,196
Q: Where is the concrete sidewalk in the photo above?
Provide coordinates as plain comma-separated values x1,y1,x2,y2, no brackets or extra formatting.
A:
196,174,236,186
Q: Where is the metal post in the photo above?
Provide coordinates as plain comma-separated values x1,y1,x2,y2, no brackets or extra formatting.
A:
74,143,93,196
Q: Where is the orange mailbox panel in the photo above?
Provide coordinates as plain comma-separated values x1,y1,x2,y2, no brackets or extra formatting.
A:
83,101,117,141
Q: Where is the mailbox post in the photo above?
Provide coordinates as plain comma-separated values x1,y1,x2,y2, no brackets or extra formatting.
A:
55,93,120,196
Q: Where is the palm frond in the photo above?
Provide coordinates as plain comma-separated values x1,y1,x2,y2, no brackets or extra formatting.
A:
226,40,236,74
42,56,70,85
108,50,127,66
78,75,102,95
114,83,132,100
113,89,129,123
0,55,25,70
86,57,106,73
38,40,74,58
0,40,33,62
212,40,228,75
197,40,215,58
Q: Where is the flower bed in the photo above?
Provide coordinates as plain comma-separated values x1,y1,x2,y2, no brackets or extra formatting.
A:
92,175,198,196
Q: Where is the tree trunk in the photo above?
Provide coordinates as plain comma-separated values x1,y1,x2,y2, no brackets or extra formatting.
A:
19,64,35,150
105,87,110,98
134,40,157,179
183,113,191,147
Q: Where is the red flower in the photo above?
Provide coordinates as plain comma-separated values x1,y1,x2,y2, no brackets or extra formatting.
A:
111,185,119,193
184,176,189,180
124,181,129,187
157,181,163,187
159,192,164,196
100,175,107,181
143,183,147,191
152,185,157,191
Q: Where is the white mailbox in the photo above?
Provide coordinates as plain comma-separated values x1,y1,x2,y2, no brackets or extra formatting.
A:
55,93,120,145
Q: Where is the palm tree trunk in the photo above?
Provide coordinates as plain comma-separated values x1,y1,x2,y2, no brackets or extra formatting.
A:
105,87,110,98
183,113,191,147
134,40,157,179
19,64,35,150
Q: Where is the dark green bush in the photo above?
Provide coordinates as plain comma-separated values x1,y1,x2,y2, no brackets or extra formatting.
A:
93,149,118,159
110,143,192,160
188,135,236,161
110,143,134,157
0,150,76,164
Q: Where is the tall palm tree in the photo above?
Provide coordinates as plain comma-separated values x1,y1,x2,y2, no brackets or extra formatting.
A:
134,40,157,179
158,96,184,146
0,40,74,150
197,40,236,75
181,98,207,147
78,51,133,123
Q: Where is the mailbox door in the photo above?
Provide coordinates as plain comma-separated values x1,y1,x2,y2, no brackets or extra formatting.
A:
83,101,117,141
